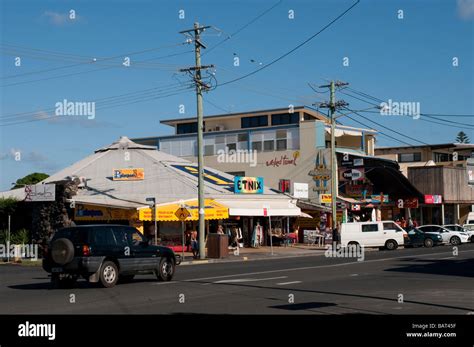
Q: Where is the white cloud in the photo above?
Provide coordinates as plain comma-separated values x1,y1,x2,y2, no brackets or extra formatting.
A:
457,0,474,20
43,10,82,26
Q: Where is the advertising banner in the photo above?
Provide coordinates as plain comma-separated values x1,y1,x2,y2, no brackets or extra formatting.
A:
234,176,264,194
113,168,144,181
424,195,442,204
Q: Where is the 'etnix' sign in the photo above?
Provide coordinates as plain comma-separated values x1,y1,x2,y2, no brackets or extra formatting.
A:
234,176,264,194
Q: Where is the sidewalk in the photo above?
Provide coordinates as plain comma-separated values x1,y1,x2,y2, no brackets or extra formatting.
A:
178,244,327,265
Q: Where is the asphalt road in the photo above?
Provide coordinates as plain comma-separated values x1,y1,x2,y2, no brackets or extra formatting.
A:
1,244,473,314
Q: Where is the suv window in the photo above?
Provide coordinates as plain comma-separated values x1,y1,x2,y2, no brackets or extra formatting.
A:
53,227,89,243
93,227,117,246
362,224,379,232
112,227,129,247
128,229,144,246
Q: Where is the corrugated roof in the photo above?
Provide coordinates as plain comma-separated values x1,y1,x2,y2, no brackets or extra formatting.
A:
41,136,286,208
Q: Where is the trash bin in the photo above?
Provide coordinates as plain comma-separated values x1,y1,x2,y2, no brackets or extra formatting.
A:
207,233,229,259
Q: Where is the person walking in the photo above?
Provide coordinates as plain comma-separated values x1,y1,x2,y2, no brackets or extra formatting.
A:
190,230,199,259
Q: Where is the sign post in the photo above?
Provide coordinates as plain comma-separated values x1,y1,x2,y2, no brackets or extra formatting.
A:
175,206,191,260
264,205,273,256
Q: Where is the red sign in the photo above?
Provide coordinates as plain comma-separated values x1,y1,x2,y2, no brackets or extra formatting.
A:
424,195,442,204
263,208,268,216
403,197,419,208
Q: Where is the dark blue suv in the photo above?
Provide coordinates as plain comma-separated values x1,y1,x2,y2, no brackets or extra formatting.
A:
42,225,178,288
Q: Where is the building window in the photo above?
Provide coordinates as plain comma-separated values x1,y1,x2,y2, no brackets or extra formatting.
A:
204,145,214,156
252,141,262,152
177,122,198,134
279,179,291,193
264,140,274,151
398,152,422,162
227,143,237,151
271,113,299,126
241,115,268,129
433,152,451,162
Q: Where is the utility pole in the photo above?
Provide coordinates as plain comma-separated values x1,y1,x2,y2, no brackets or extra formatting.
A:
180,23,214,259
316,81,349,242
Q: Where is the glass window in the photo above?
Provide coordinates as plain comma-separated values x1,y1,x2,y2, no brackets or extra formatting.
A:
252,142,262,152
215,135,225,144
177,122,198,134
398,152,422,162
237,141,248,150
241,115,268,129
215,143,226,153
276,139,287,151
227,143,237,151
93,228,116,246
226,134,237,143
127,229,144,246
238,133,248,142
383,222,402,231
271,113,299,125
276,130,287,139
112,227,129,247
264,140,274,151
362,224,379,232
204,145,214,156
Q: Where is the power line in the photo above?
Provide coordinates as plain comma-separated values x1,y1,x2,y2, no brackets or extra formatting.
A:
203,0,283,57
217,0,360,87
343,106,430,145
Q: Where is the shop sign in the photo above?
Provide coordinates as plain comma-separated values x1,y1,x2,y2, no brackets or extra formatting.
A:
424,195,442,204
397,197,419,208
310,149,331,192
24,183,55,202
351,204,361,211
371,194,389,203
113,168,144,181
266,151,300,167
293,183,309,199
467,158,474,186
345,183,373,198
339,168,365,181
234,176,264,194
341,158,364,167
320,194,332,204
75,204,137,221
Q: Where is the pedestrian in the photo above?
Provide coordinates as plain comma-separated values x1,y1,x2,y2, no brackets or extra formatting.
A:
408,217,414,228
400,217,407,229
217,225,224,234
185,229,191,252
190,230,199,259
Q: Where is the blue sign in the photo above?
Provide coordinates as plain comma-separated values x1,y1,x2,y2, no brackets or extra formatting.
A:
234,176,264,194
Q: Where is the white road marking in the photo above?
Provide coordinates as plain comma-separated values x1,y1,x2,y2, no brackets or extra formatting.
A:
201,276,287,285
151,249,474,285
276,281,302,286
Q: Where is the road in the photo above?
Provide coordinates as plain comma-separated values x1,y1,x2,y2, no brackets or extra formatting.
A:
1,244,473,314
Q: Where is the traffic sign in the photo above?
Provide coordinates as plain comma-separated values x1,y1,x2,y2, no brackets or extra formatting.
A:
175,207,191,221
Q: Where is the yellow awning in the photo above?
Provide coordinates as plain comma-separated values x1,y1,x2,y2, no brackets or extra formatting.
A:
138,199,229,221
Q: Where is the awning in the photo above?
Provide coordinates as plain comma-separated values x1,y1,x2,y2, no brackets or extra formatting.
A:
75,203,138,221
326,128,362,137
138,199,228,221
300,212,313,218
216,198,301,217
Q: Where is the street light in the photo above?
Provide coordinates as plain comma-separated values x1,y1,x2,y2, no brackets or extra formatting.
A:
146,197,157,245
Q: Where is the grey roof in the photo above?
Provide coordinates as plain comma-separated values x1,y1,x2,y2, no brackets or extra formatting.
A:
43,136,285,208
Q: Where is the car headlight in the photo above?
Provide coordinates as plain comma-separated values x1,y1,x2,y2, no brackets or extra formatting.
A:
437,235,442,240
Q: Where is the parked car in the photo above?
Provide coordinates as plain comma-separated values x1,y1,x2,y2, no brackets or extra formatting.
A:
444,224,474,242
340,221,405,250
418,225,469,245
405,228,443,248
462,224,474,242
42,225,178,288
465,212,474,225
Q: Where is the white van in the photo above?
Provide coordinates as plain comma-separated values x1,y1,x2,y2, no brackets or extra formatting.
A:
465,212,474,225
340,221,405,250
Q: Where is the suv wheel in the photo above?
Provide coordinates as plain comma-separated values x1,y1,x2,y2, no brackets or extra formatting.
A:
424,238,434,248
156,257,174,282
450,236,461,246
99,261,119,288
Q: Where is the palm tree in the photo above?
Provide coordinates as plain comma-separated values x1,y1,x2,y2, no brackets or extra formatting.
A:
455,131,470,144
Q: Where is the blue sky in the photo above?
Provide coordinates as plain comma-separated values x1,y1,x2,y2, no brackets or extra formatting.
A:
1,0,473,190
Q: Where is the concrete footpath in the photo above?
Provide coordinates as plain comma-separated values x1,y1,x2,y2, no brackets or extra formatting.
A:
178,244,327,265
